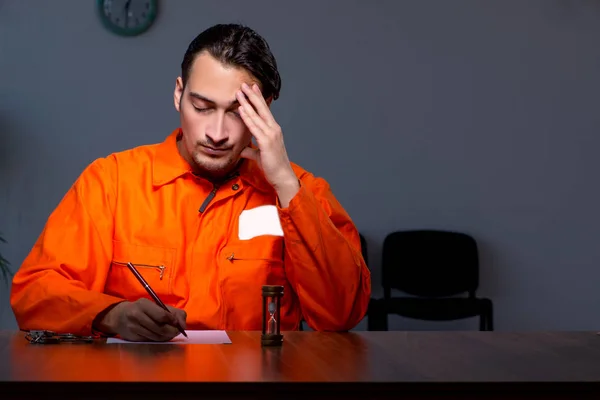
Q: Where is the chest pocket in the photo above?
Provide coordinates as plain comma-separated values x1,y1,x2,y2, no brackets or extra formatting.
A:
220,235,287,329
220,236,286,294
223,236,284,268
104,240,176,301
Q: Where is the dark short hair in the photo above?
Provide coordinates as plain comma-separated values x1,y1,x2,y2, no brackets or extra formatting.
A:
181,24,281,100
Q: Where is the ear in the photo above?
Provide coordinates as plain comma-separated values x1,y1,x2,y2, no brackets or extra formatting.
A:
174,77,184,112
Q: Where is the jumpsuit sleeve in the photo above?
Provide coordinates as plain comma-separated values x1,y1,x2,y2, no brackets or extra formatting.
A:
277,170,371,331
10,157,123,336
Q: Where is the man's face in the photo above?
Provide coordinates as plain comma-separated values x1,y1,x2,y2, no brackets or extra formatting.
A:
174,51,260,179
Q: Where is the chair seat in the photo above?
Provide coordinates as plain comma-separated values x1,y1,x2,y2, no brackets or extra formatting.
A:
381,297,491,321
367,296,494,331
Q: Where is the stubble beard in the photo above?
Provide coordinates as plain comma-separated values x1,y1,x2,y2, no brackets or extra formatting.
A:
192,149,239,179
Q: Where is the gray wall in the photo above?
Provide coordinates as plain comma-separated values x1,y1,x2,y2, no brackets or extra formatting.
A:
1,0,599,331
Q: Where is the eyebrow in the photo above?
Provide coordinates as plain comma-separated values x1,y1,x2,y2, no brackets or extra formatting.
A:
189,91,239,107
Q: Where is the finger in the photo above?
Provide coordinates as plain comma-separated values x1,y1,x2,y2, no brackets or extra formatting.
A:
237,91,269,133
240,146,260,162
118,329,150,342
238,106,268,142
236,91,270,134
241,83,275,124
135,310,179,341
137,298,177,326
130,322,175,342
124,306,175,341
167,306,188,331
121,334,147,342
251,83,273,104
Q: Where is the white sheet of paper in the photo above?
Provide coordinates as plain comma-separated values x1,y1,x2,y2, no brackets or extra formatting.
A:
106,330,232,344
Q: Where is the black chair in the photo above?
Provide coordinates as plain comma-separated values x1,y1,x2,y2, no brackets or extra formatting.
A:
367,230,493,331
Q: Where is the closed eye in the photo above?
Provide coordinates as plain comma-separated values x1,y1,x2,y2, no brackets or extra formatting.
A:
193,105,240,119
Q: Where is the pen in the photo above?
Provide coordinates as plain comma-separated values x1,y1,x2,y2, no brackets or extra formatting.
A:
126,262,188,338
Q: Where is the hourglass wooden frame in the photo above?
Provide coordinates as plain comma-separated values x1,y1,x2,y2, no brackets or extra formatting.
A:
261,285,284,346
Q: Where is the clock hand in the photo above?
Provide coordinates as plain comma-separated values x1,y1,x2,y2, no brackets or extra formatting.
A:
124,0,132,28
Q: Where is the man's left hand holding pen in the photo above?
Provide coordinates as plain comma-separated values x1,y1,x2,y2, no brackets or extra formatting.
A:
91,298,187,342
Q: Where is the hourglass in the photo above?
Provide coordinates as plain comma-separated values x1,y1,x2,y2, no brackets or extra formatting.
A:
261,285,284,346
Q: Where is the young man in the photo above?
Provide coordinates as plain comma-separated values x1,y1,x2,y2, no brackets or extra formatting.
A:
10,24,371,341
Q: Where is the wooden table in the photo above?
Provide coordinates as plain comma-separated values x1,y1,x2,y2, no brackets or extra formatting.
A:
1,330,600,399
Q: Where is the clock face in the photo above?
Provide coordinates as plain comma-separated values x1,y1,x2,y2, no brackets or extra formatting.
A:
97,0,158,37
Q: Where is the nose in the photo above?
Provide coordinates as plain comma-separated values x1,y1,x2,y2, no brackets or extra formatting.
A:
205,112,228,145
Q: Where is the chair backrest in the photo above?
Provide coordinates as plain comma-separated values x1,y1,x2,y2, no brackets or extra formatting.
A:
359,232,369,267
381,230,479,298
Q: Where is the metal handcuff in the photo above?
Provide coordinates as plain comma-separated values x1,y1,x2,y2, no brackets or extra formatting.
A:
24,330,96,344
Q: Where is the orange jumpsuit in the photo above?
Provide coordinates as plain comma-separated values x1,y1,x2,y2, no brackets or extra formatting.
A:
10,128,371,335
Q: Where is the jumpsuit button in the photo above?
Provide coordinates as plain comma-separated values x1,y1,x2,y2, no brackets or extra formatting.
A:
232,183,240,191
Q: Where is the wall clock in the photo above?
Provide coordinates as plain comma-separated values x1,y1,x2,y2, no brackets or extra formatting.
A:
97,0,158,37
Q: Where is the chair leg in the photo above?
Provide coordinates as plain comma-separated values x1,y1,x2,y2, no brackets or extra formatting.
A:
486,299,494,331
480,299,494,331
367,298,388,331
479,313,486,331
